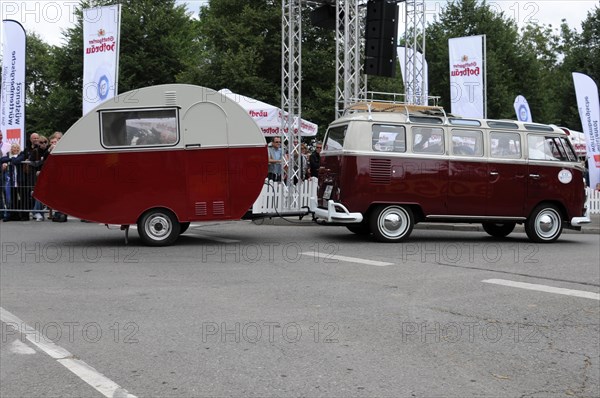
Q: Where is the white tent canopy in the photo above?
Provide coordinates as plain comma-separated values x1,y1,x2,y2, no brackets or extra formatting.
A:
218,89,318,137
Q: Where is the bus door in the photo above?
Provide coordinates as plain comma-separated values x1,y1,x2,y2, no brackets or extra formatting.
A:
447,129,487,215
182,102,230,219
526,134,580,211
487,132,527,217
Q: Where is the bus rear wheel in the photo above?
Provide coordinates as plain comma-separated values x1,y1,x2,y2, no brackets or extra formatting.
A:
370,205,414,243
525,204,563,243
138,208,181,246
482,222,516,238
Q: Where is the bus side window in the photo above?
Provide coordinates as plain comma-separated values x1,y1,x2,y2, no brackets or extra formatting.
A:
451,129,483,156
412,127,444,154
491,132,521,158
372,124,406,153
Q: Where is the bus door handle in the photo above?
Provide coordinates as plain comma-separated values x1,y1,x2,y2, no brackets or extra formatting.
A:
529,174,541,180
185,144,202,148
489,171,499,176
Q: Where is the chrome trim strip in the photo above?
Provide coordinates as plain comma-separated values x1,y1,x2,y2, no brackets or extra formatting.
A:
425,215,526,221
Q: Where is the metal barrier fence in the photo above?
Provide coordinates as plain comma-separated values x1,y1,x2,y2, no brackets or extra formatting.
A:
1,164,49,221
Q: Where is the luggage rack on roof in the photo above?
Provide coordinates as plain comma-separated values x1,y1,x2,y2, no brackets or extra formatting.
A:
345,91,447,119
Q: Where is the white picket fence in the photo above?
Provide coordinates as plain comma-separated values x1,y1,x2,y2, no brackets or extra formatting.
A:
252,177,319,214
586,187,600,214
252,181,600,215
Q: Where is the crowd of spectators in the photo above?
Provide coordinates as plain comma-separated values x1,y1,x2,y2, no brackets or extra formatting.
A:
0,131,64,222
267,138,321,183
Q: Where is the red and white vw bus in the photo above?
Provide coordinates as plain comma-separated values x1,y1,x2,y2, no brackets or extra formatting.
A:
35,84,267,246
309,102,590,243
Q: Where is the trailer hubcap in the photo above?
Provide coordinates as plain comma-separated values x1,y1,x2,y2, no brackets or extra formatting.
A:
146,214,172,240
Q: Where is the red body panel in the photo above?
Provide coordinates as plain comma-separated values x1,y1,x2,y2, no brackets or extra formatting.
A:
319,153,586,220
35,147,266,225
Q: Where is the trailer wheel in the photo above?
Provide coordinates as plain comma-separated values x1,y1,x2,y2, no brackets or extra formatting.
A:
370,205,414,243
482,222,516,238
180,222,191,235
346,221,371,235
525,204,563,243
137,209,181,246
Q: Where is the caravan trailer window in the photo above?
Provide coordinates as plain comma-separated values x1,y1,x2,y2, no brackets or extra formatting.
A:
100,108,179,148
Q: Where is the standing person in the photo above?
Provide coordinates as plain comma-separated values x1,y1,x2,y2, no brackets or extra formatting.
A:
309,141,322,179
267,137,283,182
29,137,50,221
0,143,26,221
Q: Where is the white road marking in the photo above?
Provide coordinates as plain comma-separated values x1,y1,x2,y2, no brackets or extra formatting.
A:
0,307,137,398
9,340,36,355
482,279,600,301
300,252,393,266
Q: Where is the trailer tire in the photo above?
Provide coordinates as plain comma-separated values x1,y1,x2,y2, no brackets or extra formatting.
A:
525,204,563,243
138,209,181,246
370,205,414,243
482,222,516,238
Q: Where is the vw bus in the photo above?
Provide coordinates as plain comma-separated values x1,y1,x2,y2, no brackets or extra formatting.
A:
309,102,590,243
35,84,267,246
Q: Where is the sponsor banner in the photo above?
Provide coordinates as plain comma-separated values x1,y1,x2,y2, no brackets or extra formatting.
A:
514,95,532,122
573,72,600,190
1,20,26,150
398,47,429,105
448,35,485,118
82,5,121,115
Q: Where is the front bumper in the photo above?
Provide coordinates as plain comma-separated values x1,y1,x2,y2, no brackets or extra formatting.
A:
309,198,363,223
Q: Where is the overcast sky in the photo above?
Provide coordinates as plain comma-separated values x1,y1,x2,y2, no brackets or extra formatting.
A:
0,1,597,47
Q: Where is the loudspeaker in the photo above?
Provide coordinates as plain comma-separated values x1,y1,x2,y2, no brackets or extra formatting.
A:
364,0,399,77
310,4,336,30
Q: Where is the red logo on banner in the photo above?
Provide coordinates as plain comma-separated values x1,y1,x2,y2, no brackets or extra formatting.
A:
6,129,20,140
98,29,105,36
461,55,469,62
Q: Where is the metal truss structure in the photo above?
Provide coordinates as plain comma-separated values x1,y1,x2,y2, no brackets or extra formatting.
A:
403,0,426,105
280,0,425,209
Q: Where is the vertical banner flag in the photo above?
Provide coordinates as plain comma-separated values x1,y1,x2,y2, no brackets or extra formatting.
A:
1,20,26,149
398,47,429,105
514,95,532,122
573,72,600,190
448,35,486,118
82,5,121,115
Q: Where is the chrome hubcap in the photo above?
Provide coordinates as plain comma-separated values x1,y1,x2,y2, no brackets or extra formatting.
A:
146,214,171,240
378,207,408,238
536,210,560,239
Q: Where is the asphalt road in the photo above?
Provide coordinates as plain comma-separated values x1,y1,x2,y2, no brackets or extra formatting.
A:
1,219,599,397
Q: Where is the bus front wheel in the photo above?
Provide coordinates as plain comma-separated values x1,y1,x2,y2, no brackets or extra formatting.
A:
138,209,181,246
525,204,563,243
370,205,414,243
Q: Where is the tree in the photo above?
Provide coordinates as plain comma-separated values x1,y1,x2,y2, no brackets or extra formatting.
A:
49,0,199,130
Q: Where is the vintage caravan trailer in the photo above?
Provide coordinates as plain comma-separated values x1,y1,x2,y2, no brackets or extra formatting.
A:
35,84,267,246
309,102,591,243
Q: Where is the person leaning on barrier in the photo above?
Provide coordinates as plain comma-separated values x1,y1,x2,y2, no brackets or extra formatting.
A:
267,137,283,182
29,137,50,221
308,141,322,179
0,143,27,221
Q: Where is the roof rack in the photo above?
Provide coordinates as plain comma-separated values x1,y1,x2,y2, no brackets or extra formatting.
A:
344,91,446,119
